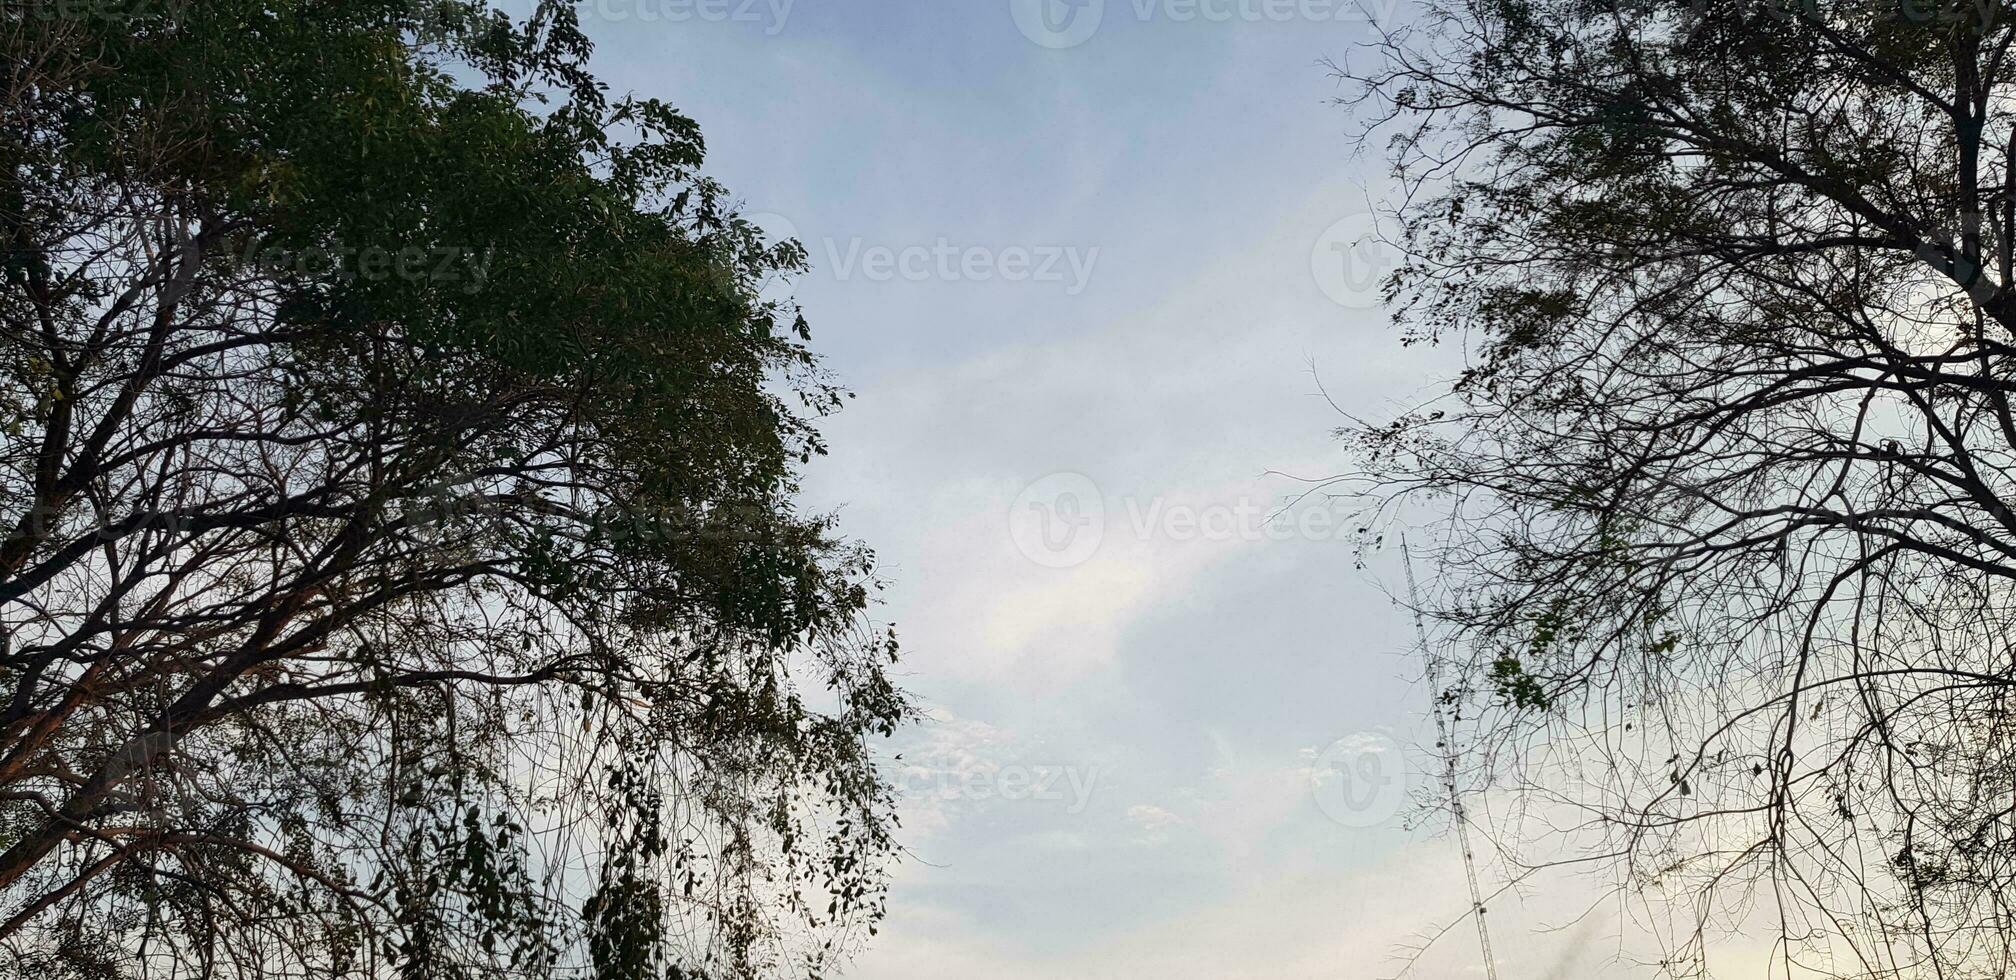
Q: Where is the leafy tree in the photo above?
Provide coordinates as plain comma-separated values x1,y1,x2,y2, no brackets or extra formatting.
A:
1344,0,2016,974
0,2,907,977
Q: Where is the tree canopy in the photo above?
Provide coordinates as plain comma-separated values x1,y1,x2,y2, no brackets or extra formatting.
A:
0,2,906,977
1347,0,2016,974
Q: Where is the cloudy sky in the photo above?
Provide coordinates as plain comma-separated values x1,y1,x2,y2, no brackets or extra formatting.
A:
506,1,1696,975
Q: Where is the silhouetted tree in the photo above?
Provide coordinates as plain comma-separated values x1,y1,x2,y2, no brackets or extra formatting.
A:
0,2,906,977
1347,0,2016,974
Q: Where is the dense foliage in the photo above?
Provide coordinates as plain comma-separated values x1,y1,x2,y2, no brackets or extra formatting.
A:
0,2,907,977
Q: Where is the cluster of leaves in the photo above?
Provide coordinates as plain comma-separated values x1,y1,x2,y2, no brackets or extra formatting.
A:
0,2,908,977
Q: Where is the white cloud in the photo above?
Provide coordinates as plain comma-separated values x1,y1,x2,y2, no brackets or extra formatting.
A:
1126,803,1186,845
582,6,1800,979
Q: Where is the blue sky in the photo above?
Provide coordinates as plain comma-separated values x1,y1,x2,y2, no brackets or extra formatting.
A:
498,2,1702,975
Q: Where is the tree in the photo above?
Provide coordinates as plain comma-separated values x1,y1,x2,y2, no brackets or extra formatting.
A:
1342,0,2016,975
0,2,907,977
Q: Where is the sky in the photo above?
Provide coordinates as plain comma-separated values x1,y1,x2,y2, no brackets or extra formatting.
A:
497,1,1695,976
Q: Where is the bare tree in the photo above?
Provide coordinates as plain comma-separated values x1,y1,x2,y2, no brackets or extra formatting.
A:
1343,0,2016,975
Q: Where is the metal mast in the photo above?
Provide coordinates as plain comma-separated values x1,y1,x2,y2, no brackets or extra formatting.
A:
1403,536,1500,980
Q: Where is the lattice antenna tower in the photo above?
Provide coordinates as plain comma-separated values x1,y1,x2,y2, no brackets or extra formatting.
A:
1402,535,1500,980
